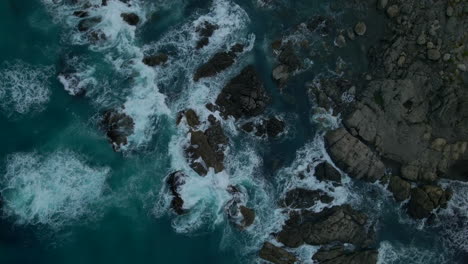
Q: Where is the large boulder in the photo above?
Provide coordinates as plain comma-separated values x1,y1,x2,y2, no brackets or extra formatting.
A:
101,110,134,151
388,176,411,202
185,116,228,176
259,242,297,264
215,66,270,119
166,171,188,215
325,128,385,182
312,245,378,264
194,44,244,81
315,162,342,184
407,185,452,219
121,13,140,26
281,188,333,209
277,205,373,247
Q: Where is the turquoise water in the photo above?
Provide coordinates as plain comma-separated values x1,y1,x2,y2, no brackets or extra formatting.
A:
0,0,467,263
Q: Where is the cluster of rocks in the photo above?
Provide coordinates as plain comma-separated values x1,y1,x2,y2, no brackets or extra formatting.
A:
240,117,285,138
195,21,219,49
142,53,168,67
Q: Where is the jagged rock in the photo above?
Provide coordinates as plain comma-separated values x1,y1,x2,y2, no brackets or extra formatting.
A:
142,53,168,66
354,22,367,36
121,13,140,26
186,118,228,176
259,242,297,264
73,10,89,18
185,109,200,128
277,205,373,247
101,110,134,151
315,162,342,184
281,188,333,209
307,16,334,35
407,185,452,219
166,171,187,215
308,78,354,114
239,206,255,228
78,17,102,32
325,128,385,182
215,66,269,119
386,5,399,18
241,117,285,138
193,44,244,81
312,246,378,264
388,176,411,202
195,21,219,49
272,64,289,83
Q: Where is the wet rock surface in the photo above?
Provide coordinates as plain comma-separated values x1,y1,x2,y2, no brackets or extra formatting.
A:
142,53,168,67
277,205,373,248
314,161,342,184
193,44,244,81
195,21,219,49
241,117,285,138
259,242,297,264
101,109,134,151
215,65,270,119
281,188,333,209
120,12,139,26
312,245,378,264
166,171,187,215
407,185,452,219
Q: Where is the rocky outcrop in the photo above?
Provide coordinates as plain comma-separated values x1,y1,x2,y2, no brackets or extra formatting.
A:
277,205,373,248
312,246,378,264
315,162,342,184
215,66,270,119
225,186,255,229
185,115,228,176
142,53,168,67
407,185,452,219
78,17,102,32
259,242,297,264
194,44,244,81
101,109,134,151
281,188,333,209
325,128,385,182
166,171,187,215
241,117,285,138
176,109,200,128
121,13,139,26
195,21,219,49
271,42,302,87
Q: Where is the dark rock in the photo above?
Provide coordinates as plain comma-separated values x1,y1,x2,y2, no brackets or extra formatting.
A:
184,109,200,128
315,162,342,184
73,10,89,18
278,43,301,72
195,21,219,49
281,188,333,209
121,13,140,26
307,16,334,35
186,121,228,176
266,117,285,137
78,17,102,32
166,171,187,215
239,206,255,228
142,53,168,67
241,117,285,138
277,205,372,248
408,185,452,219
325,128,385,182
194,52,235,81
215,66,270,119
388,176,411,202
312,246,378,264
259,242,297,264
101,110,134,151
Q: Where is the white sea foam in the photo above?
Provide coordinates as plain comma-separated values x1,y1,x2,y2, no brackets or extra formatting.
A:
1,151,110,228
378,241,448,264
0,61,53,115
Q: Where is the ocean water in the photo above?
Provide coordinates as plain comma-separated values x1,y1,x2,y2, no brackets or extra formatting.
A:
0,0,467,264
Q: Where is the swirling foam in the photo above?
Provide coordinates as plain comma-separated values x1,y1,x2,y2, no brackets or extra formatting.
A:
0,61,53,115
1,151,110,228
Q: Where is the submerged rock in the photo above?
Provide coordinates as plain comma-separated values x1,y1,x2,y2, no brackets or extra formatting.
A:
216,66,270,119
195,21,219,49
241,117,285,138
259,242,297,264
142,53,168,66
312,245,378,264
78,17,102,32
277,205,373,248
101,109,134,151
166,171,187,215
281,188,333,209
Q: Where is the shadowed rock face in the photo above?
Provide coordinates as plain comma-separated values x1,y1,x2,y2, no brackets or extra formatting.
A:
194,44,244,81
195,21,219,49
121,13,139,26
241,117,285,138
325,128,385,182
312,246,378,264
259,242,297,264
407,185,452,219
215,65,270,119
281,188,333,209
166,171,188,215
142,53,168,67
277,205,373,248
315,161,342,184
101,110,134,151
